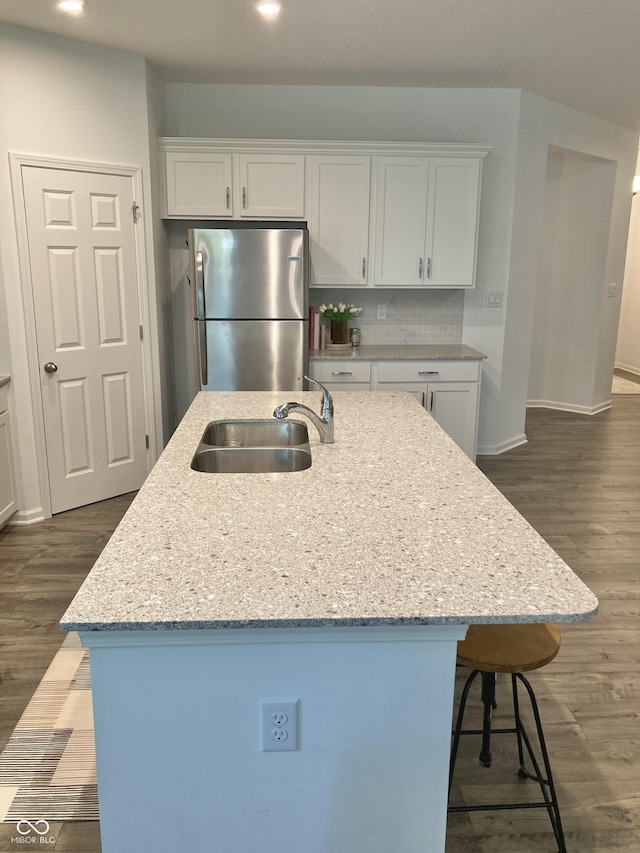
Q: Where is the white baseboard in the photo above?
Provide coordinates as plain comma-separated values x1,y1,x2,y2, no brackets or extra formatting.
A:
526,399,612,416
8,506,47,526
615,362,640,377
477,433,527,456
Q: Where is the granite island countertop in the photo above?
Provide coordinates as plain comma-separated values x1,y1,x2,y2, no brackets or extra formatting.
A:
60,391,597,632
310,344,485,361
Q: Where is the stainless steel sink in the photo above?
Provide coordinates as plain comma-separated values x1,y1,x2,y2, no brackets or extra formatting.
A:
191,418,312,473
200,418,309,448
191,446,312,474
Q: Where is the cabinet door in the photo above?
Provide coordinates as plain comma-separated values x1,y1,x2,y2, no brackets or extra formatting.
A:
373,158,429,286
0,411,17,526
424,158,481,288
308,156,371,286
239,154,305,218
426,381,478,459
165,152,233,217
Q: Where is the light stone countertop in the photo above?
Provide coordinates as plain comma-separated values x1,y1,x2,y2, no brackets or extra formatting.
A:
0,376,10,388
310,344,486,361
60,391,597,632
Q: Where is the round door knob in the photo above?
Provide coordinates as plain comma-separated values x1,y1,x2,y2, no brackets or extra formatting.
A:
43,362,58,374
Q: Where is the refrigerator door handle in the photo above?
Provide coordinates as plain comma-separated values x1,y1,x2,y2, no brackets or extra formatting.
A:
198,321,208,387
194,251,208,385
195,251,206,320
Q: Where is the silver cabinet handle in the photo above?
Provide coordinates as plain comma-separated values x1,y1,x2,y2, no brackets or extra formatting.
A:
418,257,423,278
332,371,353,376
43,362,58,374
242,187,247,209
418,371,439,376
226,187,230,209
426,257,432,279
362,257,366,279
429,391,434,411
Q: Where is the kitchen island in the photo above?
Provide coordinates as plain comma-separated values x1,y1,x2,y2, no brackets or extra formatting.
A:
61,391,597,853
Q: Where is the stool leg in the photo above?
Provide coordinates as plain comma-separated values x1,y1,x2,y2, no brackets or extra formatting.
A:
512,673,568,853
479,671,496,768
449,668,480,796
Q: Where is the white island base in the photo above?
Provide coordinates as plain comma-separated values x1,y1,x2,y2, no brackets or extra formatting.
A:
83,623,466,853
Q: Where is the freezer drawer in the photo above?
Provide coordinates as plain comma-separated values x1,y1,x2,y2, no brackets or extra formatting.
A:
197,320,308,391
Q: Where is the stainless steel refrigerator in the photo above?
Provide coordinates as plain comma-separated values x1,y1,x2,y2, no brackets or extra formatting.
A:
189,227,309,391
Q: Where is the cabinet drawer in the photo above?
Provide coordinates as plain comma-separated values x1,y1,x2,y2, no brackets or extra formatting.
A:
376,360,479,383
311,361,371,384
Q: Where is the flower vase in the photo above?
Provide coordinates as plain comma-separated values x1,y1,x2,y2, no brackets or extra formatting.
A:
330,320,349,345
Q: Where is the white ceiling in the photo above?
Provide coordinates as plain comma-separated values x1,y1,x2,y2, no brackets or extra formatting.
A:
2,0,640,131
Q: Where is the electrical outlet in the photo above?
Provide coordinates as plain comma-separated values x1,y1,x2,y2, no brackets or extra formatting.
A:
608,282,617,297
260,700,299,752
377,304,387,320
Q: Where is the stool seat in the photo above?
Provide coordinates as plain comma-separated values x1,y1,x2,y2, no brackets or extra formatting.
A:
457,623,561,673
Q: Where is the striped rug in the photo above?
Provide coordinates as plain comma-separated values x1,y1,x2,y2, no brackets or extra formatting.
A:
0,633,98,823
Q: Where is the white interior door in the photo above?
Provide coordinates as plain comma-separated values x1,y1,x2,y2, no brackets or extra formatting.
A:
22,165,149,514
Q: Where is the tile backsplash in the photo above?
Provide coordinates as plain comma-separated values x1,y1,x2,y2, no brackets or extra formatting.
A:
311,289,464,345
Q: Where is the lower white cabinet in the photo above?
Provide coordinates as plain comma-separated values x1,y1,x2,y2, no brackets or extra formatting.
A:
0,386,17,527
310,359,481,460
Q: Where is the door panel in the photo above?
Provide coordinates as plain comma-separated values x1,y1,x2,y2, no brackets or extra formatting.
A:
424,158,481,287
22,165,148,514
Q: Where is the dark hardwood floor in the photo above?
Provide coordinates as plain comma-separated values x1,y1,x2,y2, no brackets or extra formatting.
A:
0,384,639,851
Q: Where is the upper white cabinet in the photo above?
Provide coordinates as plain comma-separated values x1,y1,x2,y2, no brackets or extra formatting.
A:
161,142,305,220
374,157,481,288
165,152,233,218
308,156,371,286
373,158,429,286
159,139,490,288
238,154,305,218
424,158,482,288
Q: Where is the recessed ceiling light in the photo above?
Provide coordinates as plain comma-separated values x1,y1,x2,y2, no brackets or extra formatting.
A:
254,0,282,18
56,0,85,15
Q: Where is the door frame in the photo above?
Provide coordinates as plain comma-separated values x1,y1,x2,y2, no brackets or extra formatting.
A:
9,153,159,519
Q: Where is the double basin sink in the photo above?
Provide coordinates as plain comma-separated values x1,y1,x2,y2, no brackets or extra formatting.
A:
191,419,312,474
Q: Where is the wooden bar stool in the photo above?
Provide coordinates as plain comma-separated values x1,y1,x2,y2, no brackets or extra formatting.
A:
448,623,567,853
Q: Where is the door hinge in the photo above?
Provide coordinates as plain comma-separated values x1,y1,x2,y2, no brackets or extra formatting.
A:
132,202,141,223
145,434,150,449
139,325,144,340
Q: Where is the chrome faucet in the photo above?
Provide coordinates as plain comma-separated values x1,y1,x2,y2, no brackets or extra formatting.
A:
273,376,335,444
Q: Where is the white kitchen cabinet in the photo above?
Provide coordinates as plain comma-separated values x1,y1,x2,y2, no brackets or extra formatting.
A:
0,384,17,528
424,158,481,288
164,151,233,218
376,361,480,459
160,139,490,288
307,156,371,286
163,149,304,219
373,157,482,288
238,154,305,218
310,358,481,460
373,158,429,286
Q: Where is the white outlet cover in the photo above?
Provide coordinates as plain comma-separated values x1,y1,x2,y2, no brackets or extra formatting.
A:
260,699,299,752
